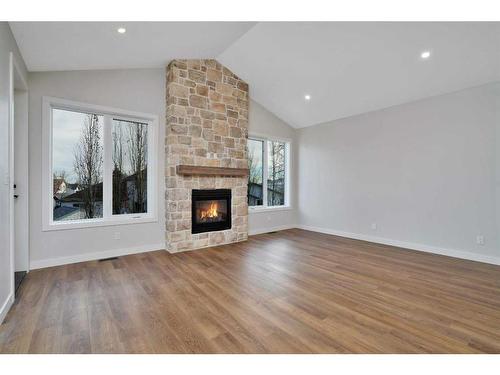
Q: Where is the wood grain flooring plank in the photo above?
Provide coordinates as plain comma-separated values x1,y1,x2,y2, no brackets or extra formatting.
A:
0,229,499,353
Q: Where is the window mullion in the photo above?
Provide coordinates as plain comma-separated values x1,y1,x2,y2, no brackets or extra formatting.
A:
103,115,113,219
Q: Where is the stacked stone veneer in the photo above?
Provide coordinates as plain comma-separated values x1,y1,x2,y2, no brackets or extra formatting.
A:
165,59,249,252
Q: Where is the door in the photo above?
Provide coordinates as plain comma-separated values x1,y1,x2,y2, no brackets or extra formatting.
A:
9,52,29,297
14,90,29,289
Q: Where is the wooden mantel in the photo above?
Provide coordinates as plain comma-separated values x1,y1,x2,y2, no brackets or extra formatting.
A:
176,165,249,177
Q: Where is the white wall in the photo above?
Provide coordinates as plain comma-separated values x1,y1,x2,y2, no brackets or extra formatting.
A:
28,69,166,268
298,82,500,264
248,100,298,234
0,23,28,322
10,55,499,276
27,70,298,267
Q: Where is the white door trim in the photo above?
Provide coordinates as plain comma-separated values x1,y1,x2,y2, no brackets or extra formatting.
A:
8,52,29,305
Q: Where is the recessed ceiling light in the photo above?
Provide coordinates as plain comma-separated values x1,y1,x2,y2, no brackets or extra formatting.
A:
117,27,126,34
420,50,431,59
304,94,311,101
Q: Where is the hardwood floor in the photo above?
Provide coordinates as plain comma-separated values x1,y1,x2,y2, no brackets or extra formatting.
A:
1,228,499,353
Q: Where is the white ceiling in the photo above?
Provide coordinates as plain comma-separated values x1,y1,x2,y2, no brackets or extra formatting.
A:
9,22,256,71
218,22,500,128
10,22,500,128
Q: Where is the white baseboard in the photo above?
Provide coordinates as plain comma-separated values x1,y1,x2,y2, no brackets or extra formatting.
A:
30,225,296,268
27,225,500,269
249,224,296,236
0,293,14,324
297,224,500,266
30,243,165,270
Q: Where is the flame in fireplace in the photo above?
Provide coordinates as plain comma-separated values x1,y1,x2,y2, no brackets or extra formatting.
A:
200,202,219,220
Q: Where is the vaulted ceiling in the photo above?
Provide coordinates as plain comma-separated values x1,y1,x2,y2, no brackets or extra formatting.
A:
10,22,500,128
219,22,500,128
9,22,256,71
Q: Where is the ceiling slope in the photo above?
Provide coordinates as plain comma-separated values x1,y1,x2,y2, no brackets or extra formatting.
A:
218,22,500,127
10,21,500,128
9,21,256,71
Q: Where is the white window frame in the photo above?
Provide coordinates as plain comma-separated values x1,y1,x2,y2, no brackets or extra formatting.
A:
248,133,292,213
42,96,159,231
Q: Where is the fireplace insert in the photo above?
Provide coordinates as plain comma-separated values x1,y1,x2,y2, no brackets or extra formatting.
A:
191,189,231,234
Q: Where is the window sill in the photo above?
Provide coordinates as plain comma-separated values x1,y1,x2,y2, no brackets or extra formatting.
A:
42,215,158,232
248,206,293,214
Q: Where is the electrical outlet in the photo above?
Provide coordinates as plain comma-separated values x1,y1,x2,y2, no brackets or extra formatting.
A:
114,231,121,240
476,235,484,245
371,223,377,230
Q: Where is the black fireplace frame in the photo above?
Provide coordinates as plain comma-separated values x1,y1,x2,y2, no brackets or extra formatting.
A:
191,189,232,234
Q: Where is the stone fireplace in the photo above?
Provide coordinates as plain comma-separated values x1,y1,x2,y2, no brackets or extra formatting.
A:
165,59,249,252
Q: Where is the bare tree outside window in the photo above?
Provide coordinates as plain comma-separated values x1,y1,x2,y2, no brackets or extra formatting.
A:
267,140,286,206
73,114,103,219
53,169,68,181
128,121,148,213
52,109,103,222
51,104,152,225
112,119,148,214
247,139,264,206
112,124,125,214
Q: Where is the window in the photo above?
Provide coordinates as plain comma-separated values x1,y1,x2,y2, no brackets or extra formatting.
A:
52,109,104,221
267,140,286,206
247,136,290,209
247,139,264,206
112,119,148,215
43,97,158,230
